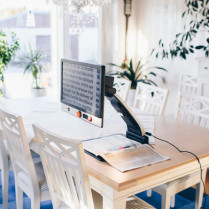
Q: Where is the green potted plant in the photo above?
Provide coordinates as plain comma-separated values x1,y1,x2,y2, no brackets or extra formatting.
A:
17,45,47,97
0,30,20,96
152,0,209,60
108,58,167,89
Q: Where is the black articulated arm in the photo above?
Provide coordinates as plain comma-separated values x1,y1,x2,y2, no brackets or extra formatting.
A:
105,76,149,144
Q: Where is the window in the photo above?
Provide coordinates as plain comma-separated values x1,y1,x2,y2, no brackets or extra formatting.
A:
0,0,102,98
36,35,51,62
68,8,100,64
0,0,54,98
69,35,78,60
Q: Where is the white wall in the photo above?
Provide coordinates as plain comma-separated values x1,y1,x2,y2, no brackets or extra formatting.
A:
115,0,138,64
108,0,206,115
134,0,207,115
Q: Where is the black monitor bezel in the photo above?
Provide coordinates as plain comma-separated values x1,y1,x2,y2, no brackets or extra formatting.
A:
60,59,105,125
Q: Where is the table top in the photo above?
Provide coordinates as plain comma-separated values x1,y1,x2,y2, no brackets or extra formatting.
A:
87,116,209,191
1,97,209,192
0,97,128,142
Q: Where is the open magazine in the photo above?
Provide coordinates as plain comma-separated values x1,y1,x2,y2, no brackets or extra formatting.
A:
82,134,169,172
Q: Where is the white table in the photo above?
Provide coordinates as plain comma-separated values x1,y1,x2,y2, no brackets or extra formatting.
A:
1,97,209,209
0,96,126,141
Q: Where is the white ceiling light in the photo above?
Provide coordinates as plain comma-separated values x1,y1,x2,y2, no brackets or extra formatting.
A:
26,11,36,27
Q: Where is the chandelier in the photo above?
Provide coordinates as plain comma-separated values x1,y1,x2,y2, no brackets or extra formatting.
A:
48,0,111,34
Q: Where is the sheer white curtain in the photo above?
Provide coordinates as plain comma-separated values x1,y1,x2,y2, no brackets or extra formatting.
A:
100,0,120,67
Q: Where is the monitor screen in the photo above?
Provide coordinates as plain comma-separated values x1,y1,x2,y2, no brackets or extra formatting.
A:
61,59,105,127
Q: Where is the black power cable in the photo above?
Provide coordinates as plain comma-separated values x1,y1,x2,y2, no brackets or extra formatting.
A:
145,132,207,209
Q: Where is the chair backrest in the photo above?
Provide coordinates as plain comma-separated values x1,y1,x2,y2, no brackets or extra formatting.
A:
133,83,168,115
178,72,198,95
113,78,131,102
33,124,94,209
175,93,209,128
0,109,39,190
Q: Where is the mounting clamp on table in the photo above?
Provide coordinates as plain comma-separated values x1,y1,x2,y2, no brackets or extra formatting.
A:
105,76,149,144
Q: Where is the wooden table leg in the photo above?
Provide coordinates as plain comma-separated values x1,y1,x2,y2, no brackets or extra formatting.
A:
89,176,126,209
103,197,126,209
102,185,126,209
195,168,207,209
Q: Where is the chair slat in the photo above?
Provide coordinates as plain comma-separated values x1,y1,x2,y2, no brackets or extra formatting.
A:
178,73,198,95
176,93,209,129
133,83,168,115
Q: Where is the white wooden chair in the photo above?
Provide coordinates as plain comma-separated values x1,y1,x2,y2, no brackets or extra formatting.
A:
113,78,131,102
175,93,209,128
133,83,168,115
0,109,50,209
33,124,156,209
178,72,198,95
0,128,11,209
148,93,208,209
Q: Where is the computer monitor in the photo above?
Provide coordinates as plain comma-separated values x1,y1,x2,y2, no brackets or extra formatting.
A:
60,59,105,127
61,59,148,146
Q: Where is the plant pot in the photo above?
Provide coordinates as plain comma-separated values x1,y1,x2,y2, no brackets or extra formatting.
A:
31,88,47,97
127,88,136,107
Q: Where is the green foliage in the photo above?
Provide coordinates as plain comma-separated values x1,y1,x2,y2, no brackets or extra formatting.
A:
108,59,167,89
152,0,209,60
0,30,20,81
17,45,45,89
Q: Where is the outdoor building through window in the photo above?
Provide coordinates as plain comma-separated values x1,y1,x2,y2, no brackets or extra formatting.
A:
0,0,101,98
0,0,52,98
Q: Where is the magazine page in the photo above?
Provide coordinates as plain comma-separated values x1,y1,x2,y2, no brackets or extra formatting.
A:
101,144,170,172
82,134,170,172
82,134,140,156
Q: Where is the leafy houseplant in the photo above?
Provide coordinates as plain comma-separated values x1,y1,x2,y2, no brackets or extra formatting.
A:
0,30,20,95
108,59,167,89
152,0,209,60
17,45,46,90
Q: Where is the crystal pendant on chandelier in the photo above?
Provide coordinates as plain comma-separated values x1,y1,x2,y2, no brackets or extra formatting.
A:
70,8,96,34
51,0,111,7
90,0,111,7
48,0,111,34
52,0,68,6
69,0,95,34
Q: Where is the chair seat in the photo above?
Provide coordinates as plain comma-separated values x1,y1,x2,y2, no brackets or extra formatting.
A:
153,171,200,192
39,178,48,192
150,170,206,209
126,196,155,209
